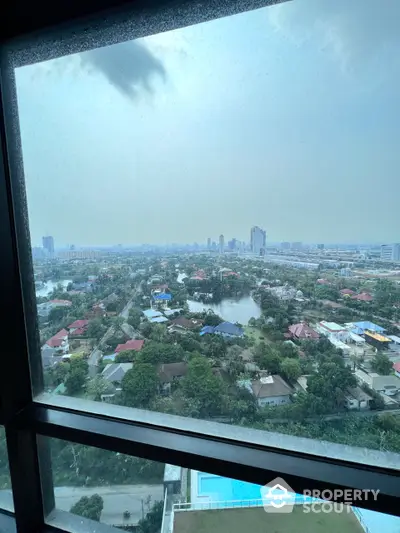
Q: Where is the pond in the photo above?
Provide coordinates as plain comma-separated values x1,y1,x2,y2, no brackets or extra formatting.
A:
36,279,72,297
187,295,261,326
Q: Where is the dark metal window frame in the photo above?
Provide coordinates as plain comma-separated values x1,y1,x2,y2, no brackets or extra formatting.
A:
0,1,399,532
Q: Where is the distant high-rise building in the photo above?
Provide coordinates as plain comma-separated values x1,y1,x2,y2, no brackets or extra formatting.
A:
317,244,324,250
207,237,211,250
291,242,302,251
281,242,290,250
42,235,54,255
228,238,237,251
381,243,400,262
250,226,266,255
219,235,225,254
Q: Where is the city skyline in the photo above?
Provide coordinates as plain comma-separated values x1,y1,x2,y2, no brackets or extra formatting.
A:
17,0,400,246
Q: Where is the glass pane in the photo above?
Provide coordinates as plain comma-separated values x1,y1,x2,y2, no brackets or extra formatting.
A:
47,440,400,533
47,438,175,530
13,0,400,466
0,427,14,512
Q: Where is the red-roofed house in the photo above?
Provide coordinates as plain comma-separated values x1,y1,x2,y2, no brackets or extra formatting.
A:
340,289,355,297
42,329,69,356
352,292,373,302
393,362,400,378
288,322,319,340
317,279,331,285
115,340,145,354
68,319,89,334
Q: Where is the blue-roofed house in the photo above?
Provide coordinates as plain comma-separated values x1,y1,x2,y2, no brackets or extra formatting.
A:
200,325,215,336
214,321,244,338
352,321,385,335
153,293,172,301
143,309,163,320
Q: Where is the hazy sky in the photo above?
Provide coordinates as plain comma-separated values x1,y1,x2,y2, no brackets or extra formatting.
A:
15,0,400,247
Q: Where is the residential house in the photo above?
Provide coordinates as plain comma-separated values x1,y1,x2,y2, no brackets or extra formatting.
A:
37,299,72,319
245,375,293,407
153,292,172,309
340,288,355,297
42,329,69,356
102,363,133,386
393,362,400,378
115,339,144,354
157,362,188,394
350,321,385,336
92,302,106,317
214,322,244,338
316,279,331,285
167,317,203,334
352,292,373,302
355,369,400,396
287,322,319,340
315,321,349,342
143,309,164,320
344,387,372,410
68,319,89,336
200,325,215,336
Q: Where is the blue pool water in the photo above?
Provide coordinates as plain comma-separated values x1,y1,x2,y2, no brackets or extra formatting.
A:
199,474,261,501
198,473,319,505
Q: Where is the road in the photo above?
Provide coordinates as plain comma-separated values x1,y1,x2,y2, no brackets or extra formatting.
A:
55,483,164,526
87,281,143,374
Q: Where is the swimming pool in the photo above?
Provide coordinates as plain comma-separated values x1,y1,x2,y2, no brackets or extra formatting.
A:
199,474,261,501
196,473,318,506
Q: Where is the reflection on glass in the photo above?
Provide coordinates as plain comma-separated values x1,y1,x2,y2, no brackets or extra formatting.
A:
0,427,14,511
14,0,400,460
48,439,400,532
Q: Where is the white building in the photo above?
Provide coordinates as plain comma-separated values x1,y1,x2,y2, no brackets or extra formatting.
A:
250,226,266,256
355,369,400,396
380,243,400,262
315,321,349,342
239,375,292,407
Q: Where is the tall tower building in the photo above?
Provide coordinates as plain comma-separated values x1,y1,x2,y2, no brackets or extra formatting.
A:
207,237,211,250
219,235,225,254
42,235,54,255
250,226,266,256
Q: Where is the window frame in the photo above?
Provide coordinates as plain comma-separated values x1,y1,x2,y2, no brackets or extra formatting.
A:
0,1,399,532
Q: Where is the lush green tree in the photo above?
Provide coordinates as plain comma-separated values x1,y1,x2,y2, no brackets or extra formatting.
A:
48,306,69,323
86,375,113,401
121,364,159,407
315,285,339,301
70,494,103,521
137,500,163,533
86,318,105,340
115,350,137,363
254,344,281,374
280,358,302,382
181,356,225,417
277,342,298,359
371,353,392,375
136,342,185,365
203,312,223,327
65,357,88,396
128,308,142,329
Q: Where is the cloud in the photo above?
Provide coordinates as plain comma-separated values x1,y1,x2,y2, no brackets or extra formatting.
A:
267,0,400,74
81,40,166,99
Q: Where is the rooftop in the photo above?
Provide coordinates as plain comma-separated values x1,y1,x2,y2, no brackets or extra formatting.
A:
319,321,345,332
251,374,292,399
115,339,145,353
143,309,163,319
173,505,363,533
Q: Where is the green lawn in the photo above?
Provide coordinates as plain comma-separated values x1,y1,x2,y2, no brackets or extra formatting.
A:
244,326,269,344
173,506,363,533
